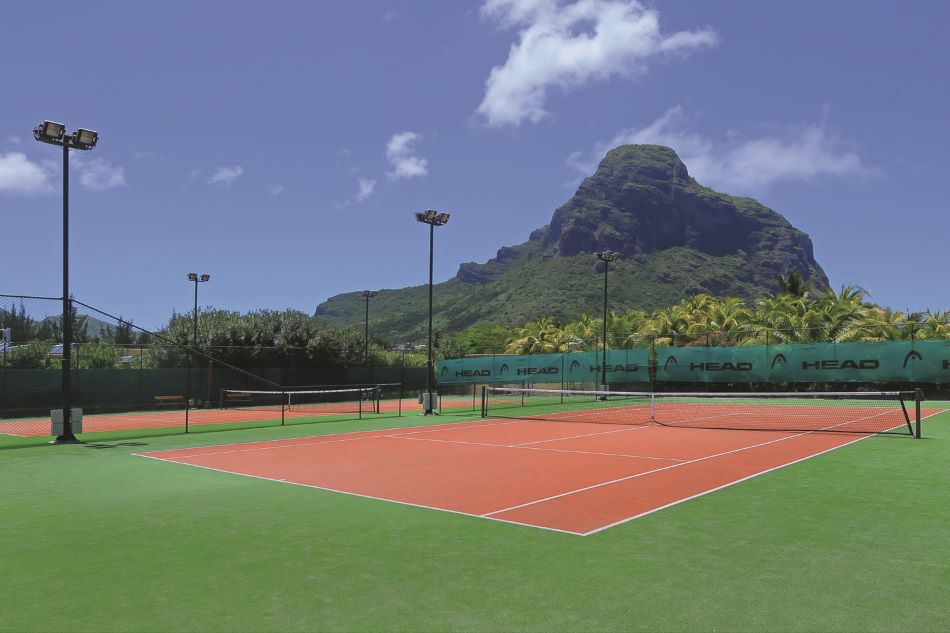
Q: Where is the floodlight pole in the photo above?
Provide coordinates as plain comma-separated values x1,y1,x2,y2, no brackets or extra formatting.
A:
596,251,619,399
184,274,210,431
33,121,98,444
415,210,450,415
362,291,377,364
427,222,435,412
60,141,73,442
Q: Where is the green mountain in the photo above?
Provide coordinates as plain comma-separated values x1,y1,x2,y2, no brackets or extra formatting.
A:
315,145,829,341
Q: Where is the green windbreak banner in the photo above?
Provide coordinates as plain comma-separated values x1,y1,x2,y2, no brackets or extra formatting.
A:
439,341,950,385
767,340,950,383
655,346,769,383
657,340,950,383
437,349,650,385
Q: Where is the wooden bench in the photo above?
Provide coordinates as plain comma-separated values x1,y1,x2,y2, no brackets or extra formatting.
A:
154,395,186,407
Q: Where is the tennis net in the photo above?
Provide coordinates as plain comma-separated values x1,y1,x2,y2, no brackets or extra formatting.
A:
220,386,382,418
481,386,923,437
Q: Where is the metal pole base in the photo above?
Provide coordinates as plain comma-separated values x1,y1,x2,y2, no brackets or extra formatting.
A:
49,434,83,445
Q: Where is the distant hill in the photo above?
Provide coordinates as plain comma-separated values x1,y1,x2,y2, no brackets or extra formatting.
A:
316,145,829,341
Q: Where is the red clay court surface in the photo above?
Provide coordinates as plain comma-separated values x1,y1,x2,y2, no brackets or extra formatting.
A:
0,398,474,437
137,407,943,535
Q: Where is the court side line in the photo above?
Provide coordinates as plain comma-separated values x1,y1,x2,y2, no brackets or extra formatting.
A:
135,453,584,537
482,410,894,517
387,434,684,462
582,409,947,535
134,419,522,459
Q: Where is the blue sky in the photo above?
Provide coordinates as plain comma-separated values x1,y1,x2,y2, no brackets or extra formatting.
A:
2,1,948,329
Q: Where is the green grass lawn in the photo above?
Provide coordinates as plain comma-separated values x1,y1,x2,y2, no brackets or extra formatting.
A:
2,406,949,632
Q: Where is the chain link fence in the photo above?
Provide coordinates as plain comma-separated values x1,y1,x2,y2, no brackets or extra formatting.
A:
0,296,426,449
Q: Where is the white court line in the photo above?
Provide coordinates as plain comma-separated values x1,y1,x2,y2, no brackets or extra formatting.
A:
387,434,683,462
135,453,584,536
481,410,895,517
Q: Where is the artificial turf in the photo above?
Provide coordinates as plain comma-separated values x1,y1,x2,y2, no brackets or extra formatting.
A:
1,407,949,632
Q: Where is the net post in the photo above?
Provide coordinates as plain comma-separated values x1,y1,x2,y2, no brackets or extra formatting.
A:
915,388,922,439
358,389,363,420
281,390,286,426
399,382,403,417
480,385,487,418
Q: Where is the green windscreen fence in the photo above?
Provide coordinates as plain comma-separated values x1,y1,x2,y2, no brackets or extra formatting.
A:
439,340,950,385
437,349,650,385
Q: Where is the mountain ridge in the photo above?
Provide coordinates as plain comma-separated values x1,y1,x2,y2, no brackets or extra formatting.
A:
316,145,828,341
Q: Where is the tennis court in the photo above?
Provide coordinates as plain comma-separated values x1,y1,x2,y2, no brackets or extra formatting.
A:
138,390,945,535
0,387,476,437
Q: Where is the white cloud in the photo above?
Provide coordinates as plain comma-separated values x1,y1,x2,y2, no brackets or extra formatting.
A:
386,132,428,180
74,156,125,191
208,165,244,186
356,178,377,202
8,135,22,145
0,152,51,195
478,0,717,127
569,106,872,194
267,183,285,196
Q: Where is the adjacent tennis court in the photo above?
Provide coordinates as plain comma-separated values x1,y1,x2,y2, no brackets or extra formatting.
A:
138,390,944,535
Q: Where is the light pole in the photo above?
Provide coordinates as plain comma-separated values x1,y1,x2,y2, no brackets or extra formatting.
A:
414,209,450,415
595,250,619,398
33,121,98,444
185,273,210,430
362,290,378,364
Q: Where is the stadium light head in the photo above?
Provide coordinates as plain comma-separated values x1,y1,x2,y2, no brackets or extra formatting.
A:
73,128,99,149
187,272,198,281
362,290,378,298
596,250,620,263
415,209,450,226
33,121,66,143
199,274,210,282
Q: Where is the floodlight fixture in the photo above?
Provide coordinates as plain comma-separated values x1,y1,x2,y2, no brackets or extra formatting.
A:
414,209,450,227
73,128,99,149
187,272,198,281
33,120,66,143
362,290,378,299
199,274,210,282
596,250,620,263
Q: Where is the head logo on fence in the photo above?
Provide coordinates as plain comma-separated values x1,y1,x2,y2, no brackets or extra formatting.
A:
663,355,678,370
770,353,787,370
569,359,581,375
903,350,923,368
499,363,510,376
